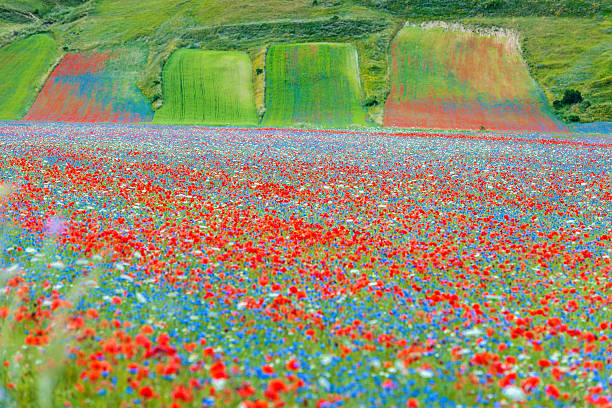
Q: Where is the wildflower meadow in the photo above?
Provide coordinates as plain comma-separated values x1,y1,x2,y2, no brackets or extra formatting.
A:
0,123,610,407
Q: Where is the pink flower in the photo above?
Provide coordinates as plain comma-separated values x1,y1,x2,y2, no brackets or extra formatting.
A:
45,216,67,237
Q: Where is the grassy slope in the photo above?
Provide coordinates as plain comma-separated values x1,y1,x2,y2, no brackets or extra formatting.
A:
262,43,368,128
153,49,258,126
73,0,371,46
58,0,383,54
366,0,608,17
0,0,79,12
0,0,45,13
384,25,563,132
0,33,58,120
460,17,611,123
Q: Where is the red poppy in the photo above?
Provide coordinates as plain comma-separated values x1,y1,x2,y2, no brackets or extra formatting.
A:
209,361,228,380
545,384,560,399
172,384,193,402
286,359,299,371
139,385,155,399
407,399,419,408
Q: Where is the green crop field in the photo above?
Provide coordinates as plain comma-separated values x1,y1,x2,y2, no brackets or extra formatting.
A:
262,43,368,128
0,33,58,120
153,49,258,126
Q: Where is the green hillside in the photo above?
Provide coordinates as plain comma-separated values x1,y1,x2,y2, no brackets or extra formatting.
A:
0,0,74,23
0,33,58,120
153,49,258,126
0,1,83,36
262,43,368,128
0,0,610,125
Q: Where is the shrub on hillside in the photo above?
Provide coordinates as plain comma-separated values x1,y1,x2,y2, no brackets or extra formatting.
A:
553,88,584,115
364,96,379,107
561,89,583,105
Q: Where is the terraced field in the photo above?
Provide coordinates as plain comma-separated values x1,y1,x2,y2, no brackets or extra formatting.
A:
153,49,258,126
384,25,565,132
24,48,153,123
2,0,610,126
0,34,58,120
262,43,368,128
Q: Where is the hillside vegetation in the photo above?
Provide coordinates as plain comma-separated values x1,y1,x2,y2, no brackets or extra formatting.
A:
263,43,368,128
0,33,58,120
358,0,608,16
0,0,610,124
153,49,258,126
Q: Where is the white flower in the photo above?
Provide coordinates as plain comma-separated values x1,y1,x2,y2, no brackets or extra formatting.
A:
317,377,331,391
503,386,525,401
212,379,226,390
463,328,483,337
394,359,409,375
417,369,434,378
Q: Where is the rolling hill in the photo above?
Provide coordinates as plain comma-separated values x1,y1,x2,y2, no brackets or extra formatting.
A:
0,0,609,128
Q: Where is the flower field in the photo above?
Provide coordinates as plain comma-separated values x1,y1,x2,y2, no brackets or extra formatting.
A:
384,25,566,133
24,49,153,124
0,123,610,407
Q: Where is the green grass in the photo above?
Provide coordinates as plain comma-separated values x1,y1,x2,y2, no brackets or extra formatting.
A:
262,43,369,128
0,20,25,37
67,0,376,49
0,33,58,120
153,49,258,126
0,0,46,17
0,0,82,13
459,17,612,122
